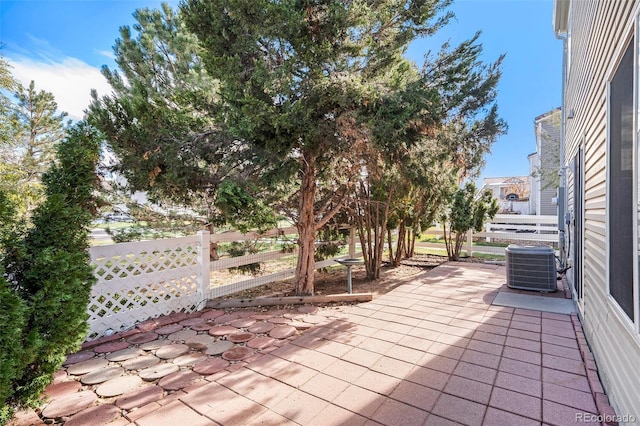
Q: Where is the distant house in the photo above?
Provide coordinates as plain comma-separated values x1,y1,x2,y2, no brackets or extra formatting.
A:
528,108,561,216
481,176,530,214
555,0,640,420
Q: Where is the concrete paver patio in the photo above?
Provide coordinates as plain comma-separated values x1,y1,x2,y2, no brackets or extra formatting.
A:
12,262,618,425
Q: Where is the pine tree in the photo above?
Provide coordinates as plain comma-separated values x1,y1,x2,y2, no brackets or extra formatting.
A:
0,80,68,216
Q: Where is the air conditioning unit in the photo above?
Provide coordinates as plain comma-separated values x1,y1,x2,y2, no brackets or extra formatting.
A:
506,245,557,292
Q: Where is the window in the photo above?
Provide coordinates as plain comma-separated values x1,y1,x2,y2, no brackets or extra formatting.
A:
608,38,635,321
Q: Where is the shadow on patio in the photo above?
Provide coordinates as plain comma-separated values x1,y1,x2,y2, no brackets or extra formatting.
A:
11,262,618,425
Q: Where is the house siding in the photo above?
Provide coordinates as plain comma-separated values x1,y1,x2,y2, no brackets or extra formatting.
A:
563,0,640,420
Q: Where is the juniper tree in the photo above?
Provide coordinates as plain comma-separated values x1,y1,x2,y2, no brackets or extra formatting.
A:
181,0,465,294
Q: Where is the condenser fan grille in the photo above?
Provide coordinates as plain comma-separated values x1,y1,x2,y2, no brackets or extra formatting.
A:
506,245,557,292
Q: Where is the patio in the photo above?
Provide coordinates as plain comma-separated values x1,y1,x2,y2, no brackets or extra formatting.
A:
12,262,617,425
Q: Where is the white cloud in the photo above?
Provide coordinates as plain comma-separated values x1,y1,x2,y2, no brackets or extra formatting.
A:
8,56,112,121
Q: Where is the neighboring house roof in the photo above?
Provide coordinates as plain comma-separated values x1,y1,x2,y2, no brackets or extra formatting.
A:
482,176,529,186
534,107,561,123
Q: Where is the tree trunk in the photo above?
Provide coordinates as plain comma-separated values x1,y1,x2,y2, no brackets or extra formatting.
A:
294,156,317,295
387,227,394,265
392,221,405,266
406,229,415,258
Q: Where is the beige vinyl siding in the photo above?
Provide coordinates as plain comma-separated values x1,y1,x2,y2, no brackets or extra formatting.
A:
564,0,640,420
539,188,557,215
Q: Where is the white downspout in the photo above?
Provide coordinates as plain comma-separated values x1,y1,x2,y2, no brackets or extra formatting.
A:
556,32,568,270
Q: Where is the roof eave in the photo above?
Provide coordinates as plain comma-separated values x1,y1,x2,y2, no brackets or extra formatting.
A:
553,0,570,35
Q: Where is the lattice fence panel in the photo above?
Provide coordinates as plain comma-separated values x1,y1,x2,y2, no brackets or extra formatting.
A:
88,235,203,340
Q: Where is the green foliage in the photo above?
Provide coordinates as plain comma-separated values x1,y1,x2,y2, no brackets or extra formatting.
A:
0,122,100,411
215,181,278,233
227,241,261,274
0,80,68,217
0,192,27,425
88,3,229,214
440,182,499,260
315,227,348,262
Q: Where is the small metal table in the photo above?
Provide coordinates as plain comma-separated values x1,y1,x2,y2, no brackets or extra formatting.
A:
335,258,364,294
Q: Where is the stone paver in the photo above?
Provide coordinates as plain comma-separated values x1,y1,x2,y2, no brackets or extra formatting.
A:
80,366,124,385
193,358,229,375
173,352,207,366
42,381,82,399
63,404,121,426
155,323,184,335
157,370,201,391
248,321,274,333
66,358,108,376
64,351,94,365
121,354,161,371
222,346,254,361
155,343,190,359
15,262,617,426
96,375,143,397
139,363,180,381
269,325,296,339
127,331,159,345
228,331,255,343
93,340,130,353
106,347,143,361
205,340,234,355
184,334,215,349
41,391,97,418
115,385,164,410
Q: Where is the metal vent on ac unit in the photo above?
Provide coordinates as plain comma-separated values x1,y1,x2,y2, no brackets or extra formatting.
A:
505,245,557,292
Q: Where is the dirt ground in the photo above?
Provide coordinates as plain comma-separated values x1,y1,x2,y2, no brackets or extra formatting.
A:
218,253,459,300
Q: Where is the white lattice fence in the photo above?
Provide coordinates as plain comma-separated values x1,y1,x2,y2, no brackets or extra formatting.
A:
88,233,208,340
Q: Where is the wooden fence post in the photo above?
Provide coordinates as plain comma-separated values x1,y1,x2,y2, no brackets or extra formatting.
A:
198,230,210,303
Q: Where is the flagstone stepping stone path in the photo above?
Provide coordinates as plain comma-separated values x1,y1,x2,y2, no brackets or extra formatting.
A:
64,404,120,426
269,325,297,339
229,318,256,328
179,317,206,326
208,325,240,336
248,321,274,333
205,340,234,355
157,370,201,391
221,346,254,361
191,322,214,331
41,391,97,419
200,309,224,320
185,334,215,349
227,332,255,343
167,329,198,341
127,331,158,345
42,381,82,399
106,347,143,361
93,340,130,354
66,358,109,376
155,323,184,335
64,351,95,365
173,352,207,366
247,336,275,349
139,339,173,351
33,304,328,425
80,366,123,385
139,363,179,381
121,354,161,371
96,375,142,397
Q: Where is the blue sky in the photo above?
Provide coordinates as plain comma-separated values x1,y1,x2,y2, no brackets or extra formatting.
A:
1,0,562,183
